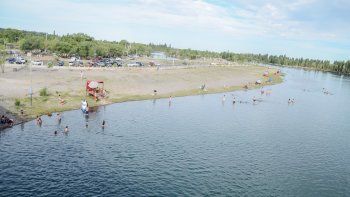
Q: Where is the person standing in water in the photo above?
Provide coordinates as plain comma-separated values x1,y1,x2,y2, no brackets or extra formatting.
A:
57,113,61,124
64,126,69,133
232,96,236,104
222,94,226,102
102,120,105,129
36,116,42,126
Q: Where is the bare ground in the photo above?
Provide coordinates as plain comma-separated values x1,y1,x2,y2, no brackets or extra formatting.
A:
0,63,282,125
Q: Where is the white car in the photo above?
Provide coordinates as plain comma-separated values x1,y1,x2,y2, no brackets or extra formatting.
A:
32,60,43,66
16,57,26,64
127,62,144,67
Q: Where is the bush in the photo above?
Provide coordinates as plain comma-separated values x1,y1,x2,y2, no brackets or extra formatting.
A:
15,99,21,106
47,61,53,68
39,87,49,96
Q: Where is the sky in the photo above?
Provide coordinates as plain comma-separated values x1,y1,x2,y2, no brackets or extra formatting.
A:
0,0,349,61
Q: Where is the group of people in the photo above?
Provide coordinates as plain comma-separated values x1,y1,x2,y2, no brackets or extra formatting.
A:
222,94,262,104
288,98,296,104
322,88,332,95
36,116,43,125
54,126,69,135
0,115,14,127
35,111,106,135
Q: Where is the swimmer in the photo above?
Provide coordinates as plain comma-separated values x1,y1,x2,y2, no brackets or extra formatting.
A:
252,96,257,102
54,130,58,135
232,96,236,104
64,126,69,133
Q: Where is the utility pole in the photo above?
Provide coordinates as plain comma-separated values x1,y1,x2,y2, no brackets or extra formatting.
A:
27,52,32,106
45,33,48,53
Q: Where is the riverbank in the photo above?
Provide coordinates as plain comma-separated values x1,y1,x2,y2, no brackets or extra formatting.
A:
0,64,283,127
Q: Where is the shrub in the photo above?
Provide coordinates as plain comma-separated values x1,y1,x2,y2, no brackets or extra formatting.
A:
39,87,49,96
47,61,53,68
15,99,21,106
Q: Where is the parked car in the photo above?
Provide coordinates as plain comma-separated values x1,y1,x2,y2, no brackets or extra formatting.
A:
32,60,43,66
127,62,144,67
16,57,26,64
96,61,106,67
115,61,123,67
57,61,64,66
68,57,83,66
7,57,16,64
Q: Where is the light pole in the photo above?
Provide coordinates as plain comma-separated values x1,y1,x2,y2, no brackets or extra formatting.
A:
27,52,32,106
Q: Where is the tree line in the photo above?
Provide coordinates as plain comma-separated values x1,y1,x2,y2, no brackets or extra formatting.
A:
0,28,349,74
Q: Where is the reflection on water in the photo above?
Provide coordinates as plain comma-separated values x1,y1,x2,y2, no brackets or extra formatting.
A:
1,67,350,196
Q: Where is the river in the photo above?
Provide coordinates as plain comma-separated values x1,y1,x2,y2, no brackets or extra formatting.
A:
1,67,350,196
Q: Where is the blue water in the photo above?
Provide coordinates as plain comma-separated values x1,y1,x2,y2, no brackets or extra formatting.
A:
1,67,350,196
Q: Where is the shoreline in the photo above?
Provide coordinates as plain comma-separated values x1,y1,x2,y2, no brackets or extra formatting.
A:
1,75,283,129
0,66,283,130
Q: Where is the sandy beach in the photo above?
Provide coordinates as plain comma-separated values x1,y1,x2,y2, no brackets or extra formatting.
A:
0,63,282,124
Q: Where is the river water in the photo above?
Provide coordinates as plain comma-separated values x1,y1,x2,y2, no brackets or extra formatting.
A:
1,67,350,196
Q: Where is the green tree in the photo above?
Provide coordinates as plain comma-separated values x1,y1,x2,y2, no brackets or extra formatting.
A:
20,37,44,51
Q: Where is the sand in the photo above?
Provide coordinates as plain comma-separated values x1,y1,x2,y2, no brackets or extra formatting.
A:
0,63,282,123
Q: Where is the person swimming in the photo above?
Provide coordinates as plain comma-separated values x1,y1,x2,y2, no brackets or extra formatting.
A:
232,96,236,104
54,130,58,135
252,96,257,102
64,126,69,133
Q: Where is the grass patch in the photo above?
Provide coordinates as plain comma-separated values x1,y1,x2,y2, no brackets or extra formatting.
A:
39,87,49,97
15,99,21,107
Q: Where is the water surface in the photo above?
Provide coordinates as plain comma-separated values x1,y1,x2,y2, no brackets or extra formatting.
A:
1,67,350,196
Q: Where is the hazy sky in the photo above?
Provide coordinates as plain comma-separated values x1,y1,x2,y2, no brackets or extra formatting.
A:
0,0,349,61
